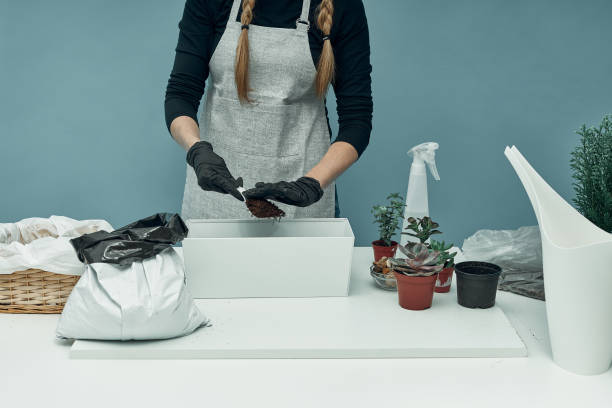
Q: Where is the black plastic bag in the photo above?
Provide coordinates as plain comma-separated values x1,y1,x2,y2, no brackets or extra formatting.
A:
70,213,188,266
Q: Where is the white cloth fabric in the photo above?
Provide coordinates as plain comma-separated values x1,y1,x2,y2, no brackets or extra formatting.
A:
0,216,113,275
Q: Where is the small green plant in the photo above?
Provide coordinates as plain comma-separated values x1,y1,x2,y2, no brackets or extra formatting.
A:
429,240,457,268
570,114,612,233
391,243,443,276
396,217,456,269
402,216,442,243
371,193,405,246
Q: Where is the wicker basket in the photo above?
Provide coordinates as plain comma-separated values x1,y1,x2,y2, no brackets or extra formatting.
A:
0,268,79,314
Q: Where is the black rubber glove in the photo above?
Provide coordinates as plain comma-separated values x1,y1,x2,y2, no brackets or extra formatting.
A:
186,141,244,201
242,177,324,207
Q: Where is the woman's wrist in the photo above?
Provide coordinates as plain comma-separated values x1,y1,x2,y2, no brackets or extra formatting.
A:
304,169,330,189
305,142,358,189
170,115,201,151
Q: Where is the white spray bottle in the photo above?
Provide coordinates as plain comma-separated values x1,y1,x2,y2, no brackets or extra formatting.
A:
400,142,440,247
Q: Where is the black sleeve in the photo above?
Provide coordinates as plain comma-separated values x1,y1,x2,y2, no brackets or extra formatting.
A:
330,0,373,157
164,0,215,130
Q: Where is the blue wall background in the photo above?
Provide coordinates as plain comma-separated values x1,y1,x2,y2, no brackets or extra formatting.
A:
1,0,611,246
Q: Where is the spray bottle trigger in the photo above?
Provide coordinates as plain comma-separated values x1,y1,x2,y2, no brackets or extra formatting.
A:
413,142,440,181
427,160,440,181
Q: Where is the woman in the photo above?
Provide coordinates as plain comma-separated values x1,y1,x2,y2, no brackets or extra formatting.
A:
165,0,372,219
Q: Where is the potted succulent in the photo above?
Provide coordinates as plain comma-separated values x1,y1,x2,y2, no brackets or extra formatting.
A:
371,193,404,261
401,216,441,243
390,243,443,310
430,240,457,293
402,216,457,293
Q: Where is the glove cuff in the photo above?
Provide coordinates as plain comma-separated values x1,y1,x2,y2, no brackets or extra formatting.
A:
186,141,212,168
298,176,324,202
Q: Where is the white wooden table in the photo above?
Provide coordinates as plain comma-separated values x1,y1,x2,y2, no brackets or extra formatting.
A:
71,247,525,359
1,248,611,408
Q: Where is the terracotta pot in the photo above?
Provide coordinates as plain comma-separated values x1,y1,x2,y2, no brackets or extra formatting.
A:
393,271,437,310
371,240,398,261
434,267,454,293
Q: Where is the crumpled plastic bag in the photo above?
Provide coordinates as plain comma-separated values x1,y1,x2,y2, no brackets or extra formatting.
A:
461,226,544,300
0,216,113,275
57,213,208,341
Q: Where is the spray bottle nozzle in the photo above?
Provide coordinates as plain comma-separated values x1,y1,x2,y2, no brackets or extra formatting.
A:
408,142,440,180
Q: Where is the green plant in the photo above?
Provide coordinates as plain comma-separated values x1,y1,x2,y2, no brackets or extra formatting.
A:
570,114,612,232
429,240,457,268
371,193,405,246
402,216,442,243
390,243,443,276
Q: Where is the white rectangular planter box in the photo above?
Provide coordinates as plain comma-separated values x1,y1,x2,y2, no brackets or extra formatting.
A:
183,218,355,298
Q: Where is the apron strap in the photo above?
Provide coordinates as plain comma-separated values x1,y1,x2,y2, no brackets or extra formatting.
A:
296,0,312,32
230,0,312,32
229,0,242,25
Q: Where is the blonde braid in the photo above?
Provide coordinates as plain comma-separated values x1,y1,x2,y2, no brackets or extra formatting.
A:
316,0,335,97
235,0,255,103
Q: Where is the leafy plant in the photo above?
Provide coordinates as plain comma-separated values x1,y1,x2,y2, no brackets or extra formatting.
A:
371,193,405,246
429,240,457,268
390,243,443,276
570,114,612,232
402,216,442,243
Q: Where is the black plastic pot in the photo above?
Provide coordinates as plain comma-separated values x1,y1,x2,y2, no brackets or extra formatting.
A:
455,261,502,309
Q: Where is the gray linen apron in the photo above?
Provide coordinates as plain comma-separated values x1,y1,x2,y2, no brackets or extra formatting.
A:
181,0,335,220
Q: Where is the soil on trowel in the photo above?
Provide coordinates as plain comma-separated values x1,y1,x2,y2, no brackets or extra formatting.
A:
245,198,286,219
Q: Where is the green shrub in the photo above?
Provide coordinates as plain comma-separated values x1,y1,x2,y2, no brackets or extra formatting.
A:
570,115,612,232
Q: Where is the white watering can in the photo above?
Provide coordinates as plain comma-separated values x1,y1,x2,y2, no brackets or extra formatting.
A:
505,146,612,375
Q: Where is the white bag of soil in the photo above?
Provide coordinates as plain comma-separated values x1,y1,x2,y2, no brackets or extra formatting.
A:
56,213,208,340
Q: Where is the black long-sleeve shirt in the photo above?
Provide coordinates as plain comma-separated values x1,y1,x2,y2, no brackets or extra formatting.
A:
165,0,373,156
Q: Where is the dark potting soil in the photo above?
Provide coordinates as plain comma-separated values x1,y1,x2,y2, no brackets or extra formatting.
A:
245,198,286,219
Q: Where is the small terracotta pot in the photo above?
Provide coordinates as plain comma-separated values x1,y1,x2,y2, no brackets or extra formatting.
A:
371,240,398,261
435,267,454,293
393,271,437,310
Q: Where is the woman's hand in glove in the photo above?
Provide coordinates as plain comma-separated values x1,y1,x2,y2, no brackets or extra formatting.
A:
186,141,244,201
242,177,323,207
